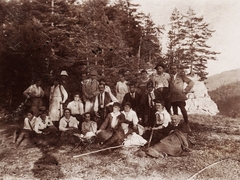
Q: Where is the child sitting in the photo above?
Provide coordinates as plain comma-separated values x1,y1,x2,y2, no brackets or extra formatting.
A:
13,110,37,148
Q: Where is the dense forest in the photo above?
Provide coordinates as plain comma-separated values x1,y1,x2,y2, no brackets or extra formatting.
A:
209,81,240,118
0,0,218,109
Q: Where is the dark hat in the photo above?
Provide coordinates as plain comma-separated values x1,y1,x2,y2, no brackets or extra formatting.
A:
113,102,121,108
123,102,132,108
141,69,148,74
155,62,165,69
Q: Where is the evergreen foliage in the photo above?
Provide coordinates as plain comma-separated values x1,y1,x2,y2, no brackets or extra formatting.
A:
0,1,218,109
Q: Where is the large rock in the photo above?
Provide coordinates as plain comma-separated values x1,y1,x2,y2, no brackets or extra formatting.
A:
185,76,219,116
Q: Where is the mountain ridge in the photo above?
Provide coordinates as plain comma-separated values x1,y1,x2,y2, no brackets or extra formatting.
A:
205,68,240,91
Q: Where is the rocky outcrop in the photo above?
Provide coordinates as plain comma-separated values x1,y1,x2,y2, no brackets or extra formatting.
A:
185,76,219,116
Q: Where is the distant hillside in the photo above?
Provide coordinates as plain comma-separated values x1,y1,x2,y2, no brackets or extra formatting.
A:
205,68,240,91
209,81,240,118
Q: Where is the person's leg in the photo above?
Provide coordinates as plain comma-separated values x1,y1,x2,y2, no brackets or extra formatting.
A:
178,101,188,124
15,130,28,147
31,98,39,116
171,102,178,115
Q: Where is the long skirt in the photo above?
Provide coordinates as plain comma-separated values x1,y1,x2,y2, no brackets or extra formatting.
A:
49,97,62,121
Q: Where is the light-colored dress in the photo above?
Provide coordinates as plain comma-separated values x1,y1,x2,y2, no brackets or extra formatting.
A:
116,81,129,103
49,85,68,121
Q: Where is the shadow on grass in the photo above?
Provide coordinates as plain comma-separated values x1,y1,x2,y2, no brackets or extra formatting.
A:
0,118,65,178
32,150,64,179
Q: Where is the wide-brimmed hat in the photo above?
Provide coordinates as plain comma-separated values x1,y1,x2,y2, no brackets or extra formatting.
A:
60,70,68,76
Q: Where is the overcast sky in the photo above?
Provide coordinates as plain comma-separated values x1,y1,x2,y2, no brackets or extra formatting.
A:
131,0,240,76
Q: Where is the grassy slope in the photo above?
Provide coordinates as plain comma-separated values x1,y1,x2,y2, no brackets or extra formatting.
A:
0,114,240,180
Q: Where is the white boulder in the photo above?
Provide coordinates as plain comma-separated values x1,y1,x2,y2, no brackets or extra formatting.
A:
185,76,219,116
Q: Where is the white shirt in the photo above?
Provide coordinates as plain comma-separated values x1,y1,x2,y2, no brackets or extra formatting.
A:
121,109,139,125
155,109,171,127
93,92,118,112
34,116,53,134
23,84,44,98
59,116,79,131
152,72,170,89
67,100,84,115
148,90,155,107
23,116,37,131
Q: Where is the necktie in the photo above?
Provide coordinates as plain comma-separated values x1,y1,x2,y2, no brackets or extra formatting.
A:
100,93,103,106
66,120,70,128
149,93,153,108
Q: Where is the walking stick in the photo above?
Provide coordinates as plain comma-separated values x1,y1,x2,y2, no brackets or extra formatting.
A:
147,122,156,148
147,128,154,148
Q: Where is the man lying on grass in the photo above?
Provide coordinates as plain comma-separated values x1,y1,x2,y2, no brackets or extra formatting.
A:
141,115,191,158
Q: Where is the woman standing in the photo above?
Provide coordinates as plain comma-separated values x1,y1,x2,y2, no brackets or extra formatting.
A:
115,73,129,103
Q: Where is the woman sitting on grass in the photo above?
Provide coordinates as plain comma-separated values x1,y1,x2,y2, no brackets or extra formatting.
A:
81,112,97,138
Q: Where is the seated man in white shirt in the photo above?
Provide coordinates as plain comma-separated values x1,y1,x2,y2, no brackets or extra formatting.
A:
34,110,57,134
59,108,79,131
67,92,84,128
58,108,81,146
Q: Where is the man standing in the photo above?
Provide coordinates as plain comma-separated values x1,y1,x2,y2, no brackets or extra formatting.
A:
23,78,44,116
169,64,194,132
140,81,162,127
82,70,99,112
94,83,118,126
122,82,142,119
49,77,68,126
151,63,171,114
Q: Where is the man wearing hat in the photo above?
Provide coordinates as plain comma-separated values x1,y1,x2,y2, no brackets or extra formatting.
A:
49,77,68,126
151,63,171,114
82,70,99,112
140,81,162,127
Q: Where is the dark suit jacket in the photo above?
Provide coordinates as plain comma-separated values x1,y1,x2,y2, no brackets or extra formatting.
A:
122,92,142,115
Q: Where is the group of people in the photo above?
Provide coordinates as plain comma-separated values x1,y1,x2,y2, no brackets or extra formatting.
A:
17,63,194,155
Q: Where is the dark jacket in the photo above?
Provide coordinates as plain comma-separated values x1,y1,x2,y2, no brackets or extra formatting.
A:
169,73,194,102
122,92,142,116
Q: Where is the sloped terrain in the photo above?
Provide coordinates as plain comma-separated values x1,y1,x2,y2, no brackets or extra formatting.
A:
0,114,240,180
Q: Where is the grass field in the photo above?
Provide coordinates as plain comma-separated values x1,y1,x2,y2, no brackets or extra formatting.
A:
0,114,240,180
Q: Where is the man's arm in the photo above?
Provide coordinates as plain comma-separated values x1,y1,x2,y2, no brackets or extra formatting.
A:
182,76,194,93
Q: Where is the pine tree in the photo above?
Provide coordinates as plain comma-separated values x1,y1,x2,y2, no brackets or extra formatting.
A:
166,8,219,80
